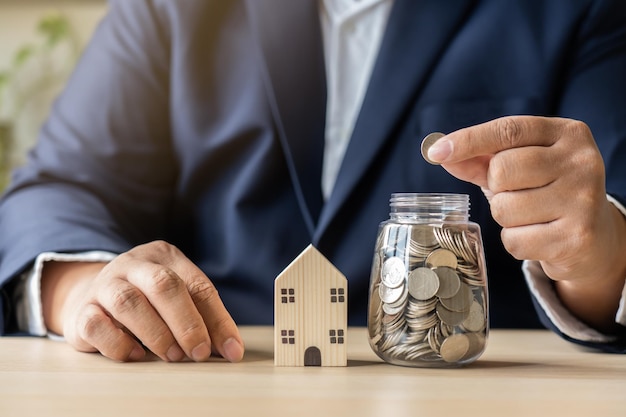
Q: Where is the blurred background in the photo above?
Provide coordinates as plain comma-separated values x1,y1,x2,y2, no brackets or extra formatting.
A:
0,0,107,190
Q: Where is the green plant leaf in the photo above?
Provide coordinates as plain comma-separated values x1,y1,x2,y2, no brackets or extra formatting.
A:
0,71,9,87
37,14,71,48
13,45,35,68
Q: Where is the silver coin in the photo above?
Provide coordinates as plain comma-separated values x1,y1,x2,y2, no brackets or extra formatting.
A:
410,225,438,248
425,248,458,269
461,300,486,332
404,329,429,344
406,297,438,318
379,327,407,352
427,325,443,353
455,232,477,264
434,266,461,298
440,333,470,363
421,132,445,165
406,311,439,331
463,332,487,360
383,300,407,316
439,282,473,312
407,267,440,300
386,284,409,307
379,282,406,304
381,310,404,327
457,263,484,283
406,345,437,361
436,302,469,326
381,256,407,288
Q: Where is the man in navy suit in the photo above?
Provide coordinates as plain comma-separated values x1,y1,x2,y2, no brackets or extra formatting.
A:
1,0,625,362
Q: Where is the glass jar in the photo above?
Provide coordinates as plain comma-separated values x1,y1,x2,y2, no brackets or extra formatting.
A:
367,193,489,367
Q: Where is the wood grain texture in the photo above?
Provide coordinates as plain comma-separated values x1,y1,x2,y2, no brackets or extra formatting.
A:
0,328,625,417
274,245,347,366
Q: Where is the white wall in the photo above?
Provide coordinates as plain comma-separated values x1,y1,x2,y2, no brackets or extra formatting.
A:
0,0,107,165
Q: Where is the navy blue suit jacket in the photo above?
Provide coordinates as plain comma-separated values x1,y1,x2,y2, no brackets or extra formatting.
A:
1,0,626,350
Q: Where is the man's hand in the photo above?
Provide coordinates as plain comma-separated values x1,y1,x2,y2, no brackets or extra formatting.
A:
41,241,245,362
427,116,626,332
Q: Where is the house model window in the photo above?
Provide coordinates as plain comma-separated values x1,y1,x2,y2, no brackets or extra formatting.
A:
329,329,345,344
280,330,296,344
281,288,295,303
274,245,348,367
330,288,345,303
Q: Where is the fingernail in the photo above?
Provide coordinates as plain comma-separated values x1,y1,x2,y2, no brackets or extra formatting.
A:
428,138,452,163
222,337,245,363
128,346,145,361
191,342,211,362
166,344,186,362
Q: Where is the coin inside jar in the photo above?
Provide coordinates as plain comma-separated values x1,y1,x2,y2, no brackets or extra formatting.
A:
439,282,473,312
439,333,470,363
381,256,407,288
379,282,406,304
462,300,486,332
421,132,446,165
426,248,458,269
434,266,461,298
408,267,440,300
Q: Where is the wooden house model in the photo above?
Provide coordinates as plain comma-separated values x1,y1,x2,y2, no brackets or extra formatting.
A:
274,244,348,367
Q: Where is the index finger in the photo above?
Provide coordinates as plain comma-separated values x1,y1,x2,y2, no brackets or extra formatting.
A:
137,241,245,363
427,116,561,164
169,257,245,363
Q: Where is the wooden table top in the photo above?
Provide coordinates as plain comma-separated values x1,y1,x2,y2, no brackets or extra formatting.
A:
1,326,624,417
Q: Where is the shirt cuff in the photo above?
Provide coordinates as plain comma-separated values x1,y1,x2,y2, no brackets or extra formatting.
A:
524,194,626,342
15,251,118,336
609,194,626,327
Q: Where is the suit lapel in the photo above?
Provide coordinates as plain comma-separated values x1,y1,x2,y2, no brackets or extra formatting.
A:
315,0,477,240
246,0,326,236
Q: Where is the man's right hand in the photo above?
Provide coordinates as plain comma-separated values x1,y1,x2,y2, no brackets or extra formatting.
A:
41,240,245,363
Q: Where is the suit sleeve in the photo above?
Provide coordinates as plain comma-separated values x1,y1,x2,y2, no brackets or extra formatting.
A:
0,0,175,333
556,0,626,204
532,0,626,351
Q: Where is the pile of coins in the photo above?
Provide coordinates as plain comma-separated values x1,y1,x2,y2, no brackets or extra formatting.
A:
368,223,487,365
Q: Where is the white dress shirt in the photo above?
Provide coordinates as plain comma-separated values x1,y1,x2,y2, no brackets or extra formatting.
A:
11,0,626,344
319,0,394,200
